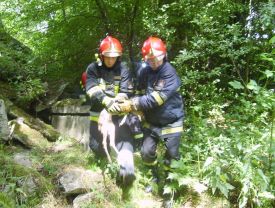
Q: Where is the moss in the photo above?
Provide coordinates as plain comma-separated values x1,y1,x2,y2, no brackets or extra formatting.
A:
1,96,61,142
53,98,83,107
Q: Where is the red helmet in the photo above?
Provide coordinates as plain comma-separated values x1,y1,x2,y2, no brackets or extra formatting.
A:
99,36,123,57
81,71,87,88
142,37,166,61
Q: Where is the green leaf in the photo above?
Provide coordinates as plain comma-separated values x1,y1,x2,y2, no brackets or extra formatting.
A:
167,172,179,180
225,182,235,190
178,177,195,187
247,80,260,93
203,157,214,169
217,182,229,198
257,169,268,184
258,191,275,199
239,196,248,208
229,81,244,89
264,70,273,78
269,36,275,44
163,186,173,195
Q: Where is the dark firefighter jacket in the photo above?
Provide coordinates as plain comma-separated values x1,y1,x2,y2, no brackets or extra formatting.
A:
86,61,133,112
135,61,184,127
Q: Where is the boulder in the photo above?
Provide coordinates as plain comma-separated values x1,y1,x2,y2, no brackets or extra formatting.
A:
10,118,51,149
59,167,103,195
0,99,9,141
13,152,33,168
73,193,95,208
3,97,61,142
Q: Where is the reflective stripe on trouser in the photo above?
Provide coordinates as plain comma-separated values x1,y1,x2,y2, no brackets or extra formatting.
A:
134,133,143,139
142,118,183,139
141,118,183,165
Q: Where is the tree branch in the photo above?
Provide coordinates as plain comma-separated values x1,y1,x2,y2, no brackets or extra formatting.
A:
127,0,139,66
94,0,112,34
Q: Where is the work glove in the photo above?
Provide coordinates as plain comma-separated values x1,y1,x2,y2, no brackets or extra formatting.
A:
119,97,140,113
101,96,118,113
102,96,115,107
107,102,121,113
118,99,133,113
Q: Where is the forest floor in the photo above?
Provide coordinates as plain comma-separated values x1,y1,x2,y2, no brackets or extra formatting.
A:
0,136,229,208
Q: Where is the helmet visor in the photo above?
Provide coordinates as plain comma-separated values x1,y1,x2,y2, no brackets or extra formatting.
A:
102,51,122,57
145,54,165,62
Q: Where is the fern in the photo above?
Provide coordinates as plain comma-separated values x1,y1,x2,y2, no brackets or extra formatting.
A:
0,192,15,208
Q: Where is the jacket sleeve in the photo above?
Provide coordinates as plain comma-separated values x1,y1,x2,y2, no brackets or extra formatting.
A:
85,63,106,102
119,63,134,97
137,66,181,110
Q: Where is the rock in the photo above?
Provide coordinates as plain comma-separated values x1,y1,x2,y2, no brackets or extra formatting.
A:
73,193,95,208
0,99,9,141
59,167,103,195
13,152,33,168
17,176,37,195
6,99,61,142
49,143,73,153
10,119,51,149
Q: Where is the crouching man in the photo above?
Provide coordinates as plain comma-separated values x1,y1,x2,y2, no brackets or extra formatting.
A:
117,37,185,208
85,36,135,188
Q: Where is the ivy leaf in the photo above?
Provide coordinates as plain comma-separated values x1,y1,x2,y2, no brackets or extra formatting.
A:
229,80,244,89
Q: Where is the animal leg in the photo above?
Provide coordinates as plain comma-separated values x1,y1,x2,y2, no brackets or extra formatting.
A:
109,124,119,155
102,133,112,163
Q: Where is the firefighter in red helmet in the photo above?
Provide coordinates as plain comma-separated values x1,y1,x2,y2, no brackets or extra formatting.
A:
85,36,135,187
117,36,184,207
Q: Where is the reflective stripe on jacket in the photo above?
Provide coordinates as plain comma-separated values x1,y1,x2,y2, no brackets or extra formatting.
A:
86,61,133,112
136,62,184,126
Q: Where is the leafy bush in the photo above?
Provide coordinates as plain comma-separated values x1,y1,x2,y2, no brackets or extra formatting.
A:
171,1,275,206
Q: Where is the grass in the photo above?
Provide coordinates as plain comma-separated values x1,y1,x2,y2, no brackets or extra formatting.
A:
0,137,231,208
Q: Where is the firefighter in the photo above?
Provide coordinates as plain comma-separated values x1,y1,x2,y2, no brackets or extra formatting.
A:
85,36,135,187
117,36,184,207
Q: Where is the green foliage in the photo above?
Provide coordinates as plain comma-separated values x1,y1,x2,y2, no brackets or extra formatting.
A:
0,148,53,207
1,0,275,207
172,1,275,207
15,78,46,105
